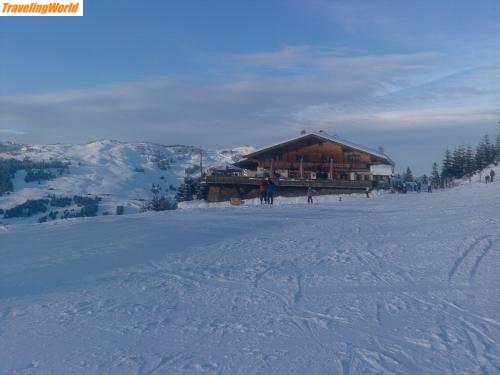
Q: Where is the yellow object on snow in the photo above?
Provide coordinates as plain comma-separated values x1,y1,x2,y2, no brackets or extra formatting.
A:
230,197,242,206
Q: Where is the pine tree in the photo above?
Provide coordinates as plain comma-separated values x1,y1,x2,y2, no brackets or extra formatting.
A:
495,133,500,162
475,140,485,171
431,162,440,188
403,166,414,182
195,180,208,200
451,146,465,178
441,149,453,180
147,195,177,211
458,144,466,177
464,144,475,175
483,133,494,166
456,144,466,177
175,177,201,202
475,135,489,171
176,179,193,202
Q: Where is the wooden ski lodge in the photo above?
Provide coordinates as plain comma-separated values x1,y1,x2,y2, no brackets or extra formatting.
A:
203,131,394,202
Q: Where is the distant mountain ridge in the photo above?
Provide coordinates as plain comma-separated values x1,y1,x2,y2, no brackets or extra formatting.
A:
0,140,254,224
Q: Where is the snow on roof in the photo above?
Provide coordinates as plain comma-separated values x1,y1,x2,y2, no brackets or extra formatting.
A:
244,131,394,165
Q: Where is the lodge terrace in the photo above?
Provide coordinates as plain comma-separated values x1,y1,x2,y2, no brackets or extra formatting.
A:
203,131,395,202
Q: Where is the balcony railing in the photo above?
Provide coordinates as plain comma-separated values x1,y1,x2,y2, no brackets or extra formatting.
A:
203,176,372,189
258,161,369,171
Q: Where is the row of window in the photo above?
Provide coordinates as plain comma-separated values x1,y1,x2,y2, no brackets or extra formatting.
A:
290,154,361,162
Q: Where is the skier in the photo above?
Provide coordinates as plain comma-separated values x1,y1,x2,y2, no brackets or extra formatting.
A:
306,186,316,204
490,169,495,182
365,186,370,198
259,177,268,204
266,179,276,205
485,175,490,184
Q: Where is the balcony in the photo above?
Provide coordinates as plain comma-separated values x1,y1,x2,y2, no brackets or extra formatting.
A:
258,161,369,172
203,176,372,189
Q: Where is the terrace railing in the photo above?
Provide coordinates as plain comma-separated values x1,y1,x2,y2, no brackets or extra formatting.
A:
258,161,369,171
203,176,372,189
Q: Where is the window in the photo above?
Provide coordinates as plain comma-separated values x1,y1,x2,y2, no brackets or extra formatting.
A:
346,154,360,163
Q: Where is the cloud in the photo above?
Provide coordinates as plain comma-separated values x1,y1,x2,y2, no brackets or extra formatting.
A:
0,128,25,135
232,45,441,79
0,47,498,152
231,46,313,68
292,104,499,131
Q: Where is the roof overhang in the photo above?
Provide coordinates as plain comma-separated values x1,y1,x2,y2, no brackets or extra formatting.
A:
243,132,394,165
233,158,258,169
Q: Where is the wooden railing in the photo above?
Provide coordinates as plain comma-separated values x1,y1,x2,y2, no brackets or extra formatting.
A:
204,176,372,189
258,161,368,171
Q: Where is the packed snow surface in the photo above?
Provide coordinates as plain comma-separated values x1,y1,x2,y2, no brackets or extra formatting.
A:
1,178,500,374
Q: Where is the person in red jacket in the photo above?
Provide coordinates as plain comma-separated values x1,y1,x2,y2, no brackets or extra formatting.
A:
259,178,268,204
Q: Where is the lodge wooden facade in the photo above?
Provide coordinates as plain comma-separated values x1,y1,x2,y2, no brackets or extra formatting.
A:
203,131,394,202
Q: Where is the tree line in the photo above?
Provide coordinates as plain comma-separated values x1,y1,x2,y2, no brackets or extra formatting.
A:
0,158,69,195
431,133,500,187
2,195,100,221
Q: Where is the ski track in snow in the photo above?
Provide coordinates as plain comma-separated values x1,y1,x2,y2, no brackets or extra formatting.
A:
448,235,499,283
1,176,500,374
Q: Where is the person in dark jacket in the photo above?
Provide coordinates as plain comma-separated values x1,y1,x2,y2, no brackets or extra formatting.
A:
490,169,495,182
266,179,276,205
306,186,316,204
259,178,268,204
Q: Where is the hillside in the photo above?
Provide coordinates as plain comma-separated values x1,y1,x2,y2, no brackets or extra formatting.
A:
1,168,499,374
0,140,253,223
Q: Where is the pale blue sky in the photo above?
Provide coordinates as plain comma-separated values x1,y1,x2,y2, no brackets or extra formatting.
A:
1,0,499,173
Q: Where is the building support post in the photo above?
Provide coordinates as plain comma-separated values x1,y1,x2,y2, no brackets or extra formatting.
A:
299,156,304,179
329,158,334,180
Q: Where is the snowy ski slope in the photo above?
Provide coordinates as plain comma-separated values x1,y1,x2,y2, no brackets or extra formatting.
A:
1,170,500,374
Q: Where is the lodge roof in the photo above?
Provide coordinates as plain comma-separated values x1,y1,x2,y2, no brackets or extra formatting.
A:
242,131,394,165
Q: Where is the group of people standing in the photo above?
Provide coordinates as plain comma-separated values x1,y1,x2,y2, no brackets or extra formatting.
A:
485,169,495,184
392,181,432,194
259,178,277,204
259,178,322,205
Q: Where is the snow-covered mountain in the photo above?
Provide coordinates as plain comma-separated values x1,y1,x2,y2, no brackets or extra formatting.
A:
0,140,254,224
